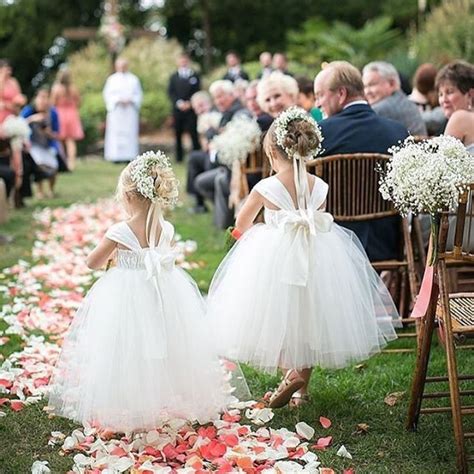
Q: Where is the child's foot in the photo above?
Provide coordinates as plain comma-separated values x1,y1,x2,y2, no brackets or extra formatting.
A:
268,369,305,409
289,391,310,408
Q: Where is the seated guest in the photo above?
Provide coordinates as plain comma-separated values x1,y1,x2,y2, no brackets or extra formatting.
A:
244,80,273,131
190,91,221,151
296,76,323,121
314,60,408,262
222,51,249,83
20,87,65,199
0,137,15,203
409,63,446,136
272,52,293,77
187,80,245,214
363,61,427,136
437,60,474,152
257,51,273,79
233,78,249,104
256,71,298,119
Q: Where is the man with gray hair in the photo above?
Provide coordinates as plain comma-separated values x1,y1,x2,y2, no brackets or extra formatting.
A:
362,61,427,136
186,79,246,216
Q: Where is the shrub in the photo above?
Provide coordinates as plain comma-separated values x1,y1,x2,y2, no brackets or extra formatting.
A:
68,37,184,142
411,0,474,65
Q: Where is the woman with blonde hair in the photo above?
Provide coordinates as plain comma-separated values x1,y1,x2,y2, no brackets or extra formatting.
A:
51,68,84,170
257,71,298,118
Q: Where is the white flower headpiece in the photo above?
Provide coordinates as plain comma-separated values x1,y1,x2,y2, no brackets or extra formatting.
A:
130,151,179,208
273,106,324,160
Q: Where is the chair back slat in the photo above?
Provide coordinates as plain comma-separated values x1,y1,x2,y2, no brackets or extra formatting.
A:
440,184,474,264
306,153,398,221
241,146,271,178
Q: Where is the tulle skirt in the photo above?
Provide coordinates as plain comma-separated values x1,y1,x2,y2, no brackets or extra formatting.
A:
207,223,400,374
48,267,228,432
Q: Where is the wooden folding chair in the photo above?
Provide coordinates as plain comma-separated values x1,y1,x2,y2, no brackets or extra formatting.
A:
238,146,271,198
407,184,474,473
306,153,420,325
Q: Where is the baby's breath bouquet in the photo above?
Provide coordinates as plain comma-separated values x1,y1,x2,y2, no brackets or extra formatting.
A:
379,135,474,264
211,114,261,168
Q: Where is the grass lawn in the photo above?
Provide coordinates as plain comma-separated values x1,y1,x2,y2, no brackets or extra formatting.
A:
0,158,472,473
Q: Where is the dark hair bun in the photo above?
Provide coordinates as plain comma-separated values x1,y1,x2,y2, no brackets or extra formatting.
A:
282,119,321,158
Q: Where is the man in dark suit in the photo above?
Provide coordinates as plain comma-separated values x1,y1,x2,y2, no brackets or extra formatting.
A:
186,80,247,215
167,53,201,162
314,61,409,261
222,51,249,83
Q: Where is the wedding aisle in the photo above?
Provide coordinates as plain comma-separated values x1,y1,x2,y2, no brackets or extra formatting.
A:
0,160,468,473
0,197,345,473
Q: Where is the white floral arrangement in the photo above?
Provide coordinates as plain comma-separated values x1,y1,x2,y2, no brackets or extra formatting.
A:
211,114,261,168
273,106,324,160
130,151,179,208
379,135,474,263
379,135,474,216
0,115,30,150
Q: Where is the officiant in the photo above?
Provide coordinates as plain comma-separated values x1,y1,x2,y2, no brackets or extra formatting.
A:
167,53,201,163
103,57,142,163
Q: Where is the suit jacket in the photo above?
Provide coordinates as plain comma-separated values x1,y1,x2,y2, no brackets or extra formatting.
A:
372,90,427,136
205,99,247,142
167,70,200,113
318,103,409,261
223,68,249,82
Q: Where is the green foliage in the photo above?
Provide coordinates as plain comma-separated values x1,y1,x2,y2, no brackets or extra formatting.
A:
68,37,182,144
77,92,105,154
287,16,401,70
411,0,474,65
0,0,102,95
141,90,171,130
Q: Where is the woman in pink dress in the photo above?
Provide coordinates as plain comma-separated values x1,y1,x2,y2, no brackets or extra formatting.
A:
0,59,24,125
51,69,84,171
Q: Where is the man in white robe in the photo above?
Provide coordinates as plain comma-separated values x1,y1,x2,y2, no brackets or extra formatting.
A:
103,58,142,162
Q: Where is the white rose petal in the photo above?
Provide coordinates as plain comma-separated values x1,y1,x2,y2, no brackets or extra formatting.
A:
295,422,315,440
31,460,51,474
336,444,353,459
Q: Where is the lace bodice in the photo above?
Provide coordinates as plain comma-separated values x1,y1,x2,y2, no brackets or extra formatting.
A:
105,221,175,271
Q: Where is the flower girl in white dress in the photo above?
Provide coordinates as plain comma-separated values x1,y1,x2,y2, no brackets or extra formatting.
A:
207,107,401,408
49,151,228,432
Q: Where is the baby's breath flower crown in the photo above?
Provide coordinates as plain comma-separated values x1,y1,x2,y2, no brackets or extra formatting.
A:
273,106,324,160
130,151,179,208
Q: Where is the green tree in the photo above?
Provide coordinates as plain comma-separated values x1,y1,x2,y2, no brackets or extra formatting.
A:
287,16,401,69
412,0,474,65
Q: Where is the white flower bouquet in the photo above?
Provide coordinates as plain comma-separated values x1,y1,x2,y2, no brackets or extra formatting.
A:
211,114,261,168
1,115,30,150
379,135,474,263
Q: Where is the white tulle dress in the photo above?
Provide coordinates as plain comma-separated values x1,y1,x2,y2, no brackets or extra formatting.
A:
49,220,228,432
207,175,401,374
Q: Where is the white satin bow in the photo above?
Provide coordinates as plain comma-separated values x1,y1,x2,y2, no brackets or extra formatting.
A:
144,251,176,281
142,250,176,360
279,209,333,287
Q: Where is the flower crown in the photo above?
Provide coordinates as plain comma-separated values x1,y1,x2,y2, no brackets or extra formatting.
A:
130,151,179,208
273,106,324,160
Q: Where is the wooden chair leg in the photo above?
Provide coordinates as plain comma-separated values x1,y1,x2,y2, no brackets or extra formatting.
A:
439,263,468,473
406,285,438,430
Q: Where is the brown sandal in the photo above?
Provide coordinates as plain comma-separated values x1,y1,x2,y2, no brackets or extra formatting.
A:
289,391,310,408
268,369,305,409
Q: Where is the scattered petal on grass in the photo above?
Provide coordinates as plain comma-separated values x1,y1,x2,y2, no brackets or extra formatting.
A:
384,391,405,407
354,423,369,435
337,445,353,459
0,200,347,473
31,460,51,474
319,416,332,429
296,422,315,440
313,436,332,450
